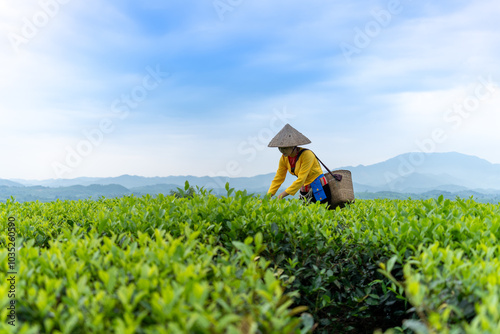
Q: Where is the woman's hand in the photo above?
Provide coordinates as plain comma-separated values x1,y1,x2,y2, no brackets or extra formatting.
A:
277,191,289,199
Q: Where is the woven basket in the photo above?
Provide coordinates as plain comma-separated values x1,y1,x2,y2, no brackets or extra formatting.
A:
324,169,355,209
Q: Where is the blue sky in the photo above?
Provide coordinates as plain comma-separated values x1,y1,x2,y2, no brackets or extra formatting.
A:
1,0,499,180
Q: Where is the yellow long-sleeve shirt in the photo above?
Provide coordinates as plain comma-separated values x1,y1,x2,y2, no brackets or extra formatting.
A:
268,148,323,196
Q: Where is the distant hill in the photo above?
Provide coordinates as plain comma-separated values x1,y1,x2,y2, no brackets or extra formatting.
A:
2,152,500,203
12,174,290,190
0,179,24,187
339,152,500,193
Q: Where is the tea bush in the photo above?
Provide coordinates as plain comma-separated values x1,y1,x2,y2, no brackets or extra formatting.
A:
1,187,499,333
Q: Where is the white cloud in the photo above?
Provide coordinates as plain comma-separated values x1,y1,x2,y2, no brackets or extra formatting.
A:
1,0,500,179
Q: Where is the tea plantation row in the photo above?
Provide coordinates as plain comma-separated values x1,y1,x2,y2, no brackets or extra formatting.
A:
1,186,499,333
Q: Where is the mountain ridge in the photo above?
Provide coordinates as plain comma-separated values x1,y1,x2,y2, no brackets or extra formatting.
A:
2,152,500,202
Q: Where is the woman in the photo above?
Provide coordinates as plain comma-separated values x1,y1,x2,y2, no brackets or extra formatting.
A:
267,124,332,208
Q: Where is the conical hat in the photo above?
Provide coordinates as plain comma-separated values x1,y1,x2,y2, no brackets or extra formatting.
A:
268,124,311,147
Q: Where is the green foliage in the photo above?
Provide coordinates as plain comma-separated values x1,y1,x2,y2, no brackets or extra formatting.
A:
1,190,499,333
169,181,196,199
0,229,301,333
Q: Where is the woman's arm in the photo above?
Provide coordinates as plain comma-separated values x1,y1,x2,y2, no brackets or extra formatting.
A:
277,190,290,199
268,156,288,196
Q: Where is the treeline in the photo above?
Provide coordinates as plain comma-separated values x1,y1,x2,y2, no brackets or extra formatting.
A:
0,185,132,202
1,185,499,204
0,184,242,202
356,190,500,203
